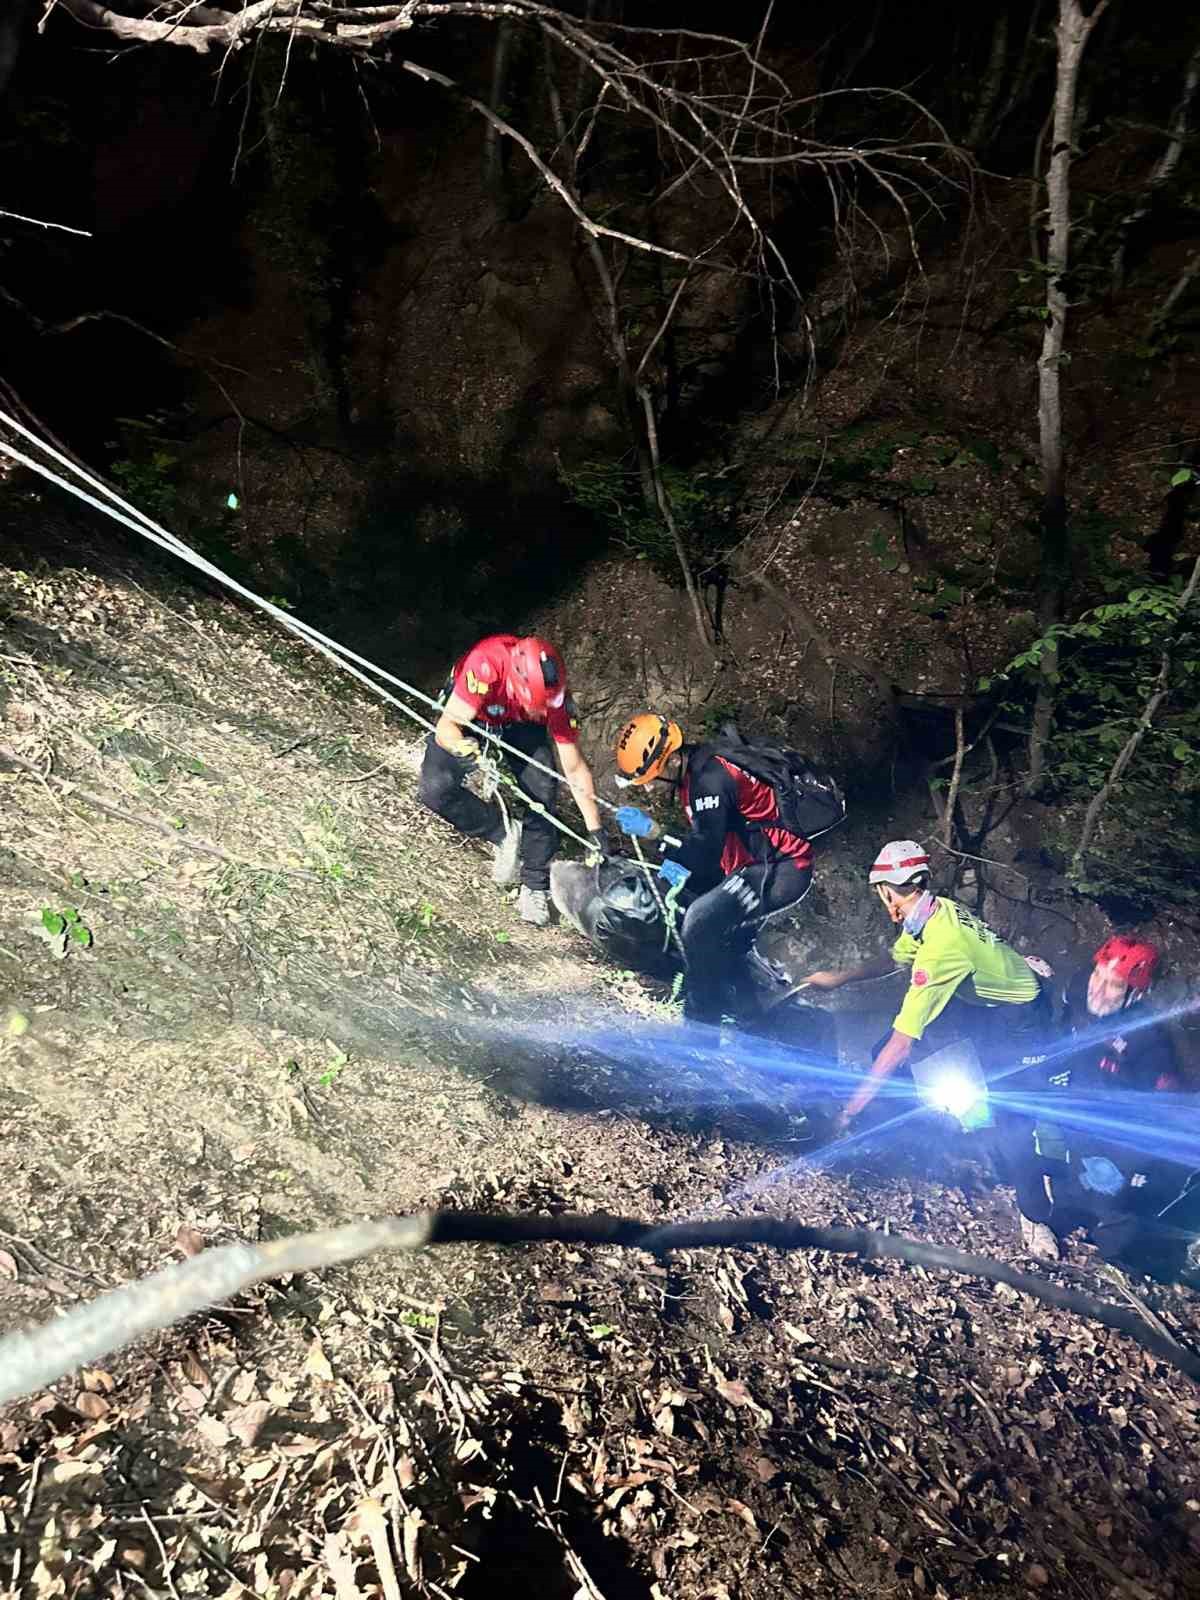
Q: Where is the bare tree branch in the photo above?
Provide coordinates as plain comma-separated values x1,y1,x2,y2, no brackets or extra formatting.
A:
1073,550,1200,869
1,1207,1197,1407
0,207,91,236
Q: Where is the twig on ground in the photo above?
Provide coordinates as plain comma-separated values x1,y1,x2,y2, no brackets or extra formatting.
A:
1099,1264,1188,1352
271,732,318,758
963,1377,1005,1451
10,1457,42,1592
0,1227,103,1286
140,1503,183,1600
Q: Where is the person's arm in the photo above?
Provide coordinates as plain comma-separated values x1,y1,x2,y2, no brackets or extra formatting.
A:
556,740,603,834
801,952,899,990
434,692,484,757
662,759,734,880
838,1028,915,1127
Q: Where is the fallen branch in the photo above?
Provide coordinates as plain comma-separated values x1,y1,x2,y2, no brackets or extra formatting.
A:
1,1208,1197,1405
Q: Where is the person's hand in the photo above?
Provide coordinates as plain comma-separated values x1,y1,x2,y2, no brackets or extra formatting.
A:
800,969,847,990
615,805,660,840
586,829,609,861
832,1107,853,1139
658,859,690,890
449,736,481,761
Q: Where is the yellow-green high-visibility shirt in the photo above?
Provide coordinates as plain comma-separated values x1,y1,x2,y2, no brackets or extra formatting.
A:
890,897,1039,1040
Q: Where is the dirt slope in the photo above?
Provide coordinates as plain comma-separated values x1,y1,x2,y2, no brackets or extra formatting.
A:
1,512,1199,1599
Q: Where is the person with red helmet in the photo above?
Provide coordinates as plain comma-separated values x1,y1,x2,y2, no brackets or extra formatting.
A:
1061,938,1176,1087
419,634,604,925
1015,936,1194,1269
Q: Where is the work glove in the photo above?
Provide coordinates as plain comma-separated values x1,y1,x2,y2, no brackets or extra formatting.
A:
586,829,609,861
658,859,690,890
615,805,659,839
448,735,481,762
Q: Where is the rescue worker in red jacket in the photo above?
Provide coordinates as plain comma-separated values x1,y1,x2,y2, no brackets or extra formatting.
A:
612,713,813,1025
1057,937,1180,1094
419,634,603,926
1016,937,1195,1266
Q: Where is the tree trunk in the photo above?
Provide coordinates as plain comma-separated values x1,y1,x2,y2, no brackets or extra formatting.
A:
483,20,512,194
996,0,1048,135
966,9,1011,150
1025,0,1109,796
1110,32,1200,293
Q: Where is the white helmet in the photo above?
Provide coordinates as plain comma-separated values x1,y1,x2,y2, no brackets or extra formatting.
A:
869,840,931,888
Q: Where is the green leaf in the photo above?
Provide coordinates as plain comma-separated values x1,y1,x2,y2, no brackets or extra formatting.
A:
590,1324,617,1340
881,551,901,572
940,584,964,606
41,909,65,936
1173,742,1192,761
1171,468,1194,488
70,923,92,947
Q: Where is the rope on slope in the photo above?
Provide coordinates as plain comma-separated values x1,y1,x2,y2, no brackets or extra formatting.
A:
0,410,682,864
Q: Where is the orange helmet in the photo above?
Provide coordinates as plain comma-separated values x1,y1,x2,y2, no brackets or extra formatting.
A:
615,712,683,787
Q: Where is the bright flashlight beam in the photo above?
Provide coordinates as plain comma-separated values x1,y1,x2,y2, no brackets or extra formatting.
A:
926,1071,982,1119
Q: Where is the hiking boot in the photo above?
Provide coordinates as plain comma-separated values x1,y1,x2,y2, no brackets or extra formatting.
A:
518,885,551,927
1019,1214,1060,1261
491,820,522,887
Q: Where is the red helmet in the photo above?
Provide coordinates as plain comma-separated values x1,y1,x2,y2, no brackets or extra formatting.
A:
1094,936,1159,992
507,637,567,717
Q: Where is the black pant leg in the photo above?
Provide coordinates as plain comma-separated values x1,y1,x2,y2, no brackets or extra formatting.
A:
681,858,811,1023
502,722,562,891
418,735,506,844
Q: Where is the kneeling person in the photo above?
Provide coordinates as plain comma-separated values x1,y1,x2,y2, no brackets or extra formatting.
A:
419,634,603,926
802,841,1049,1138
613,714,818,1025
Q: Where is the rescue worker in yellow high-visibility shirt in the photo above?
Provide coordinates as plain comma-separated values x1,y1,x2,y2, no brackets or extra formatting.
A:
800,840,1051,1134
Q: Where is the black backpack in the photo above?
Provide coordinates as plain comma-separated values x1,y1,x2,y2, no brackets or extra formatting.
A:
695,734,846,843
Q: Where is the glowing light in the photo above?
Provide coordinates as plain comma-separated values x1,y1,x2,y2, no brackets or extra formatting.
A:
926,1070,984,1120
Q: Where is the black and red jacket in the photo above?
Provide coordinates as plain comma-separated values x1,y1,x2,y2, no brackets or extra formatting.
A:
1053,966,1180,1094
663,747,812,890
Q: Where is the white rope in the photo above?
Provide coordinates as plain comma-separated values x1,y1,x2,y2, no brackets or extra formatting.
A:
0,409,632,827
0,412,684,864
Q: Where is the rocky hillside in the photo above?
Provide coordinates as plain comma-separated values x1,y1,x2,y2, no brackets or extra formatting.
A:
1,495,1199,1598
